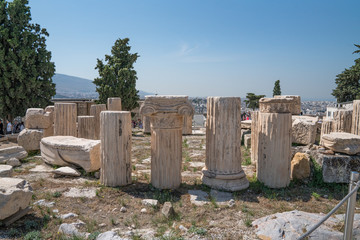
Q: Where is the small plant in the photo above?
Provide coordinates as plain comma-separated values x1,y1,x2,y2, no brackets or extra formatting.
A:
189,225,207,236
183,165,188,171
53,191,62,198
312,192,321,201
182,139,189,148
244,215,252,227
7,228,19,238
88,231,101,240
209,196,218,208
242,156,251,166
24,231,42,240
25,219,40,231
111,218,117,226
84,219,98,233
133,165,136,171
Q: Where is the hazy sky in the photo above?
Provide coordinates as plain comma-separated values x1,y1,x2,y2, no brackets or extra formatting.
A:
29,0,360,100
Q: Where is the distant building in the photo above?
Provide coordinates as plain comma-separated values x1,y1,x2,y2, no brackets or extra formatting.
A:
325,101,353,119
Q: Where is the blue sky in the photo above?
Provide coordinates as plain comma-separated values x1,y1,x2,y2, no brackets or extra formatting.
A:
29,0,360,100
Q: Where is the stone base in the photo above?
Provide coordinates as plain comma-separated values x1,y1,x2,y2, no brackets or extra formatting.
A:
201,173,249,191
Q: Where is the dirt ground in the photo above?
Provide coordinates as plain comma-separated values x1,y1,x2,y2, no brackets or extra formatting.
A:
0,130,355,239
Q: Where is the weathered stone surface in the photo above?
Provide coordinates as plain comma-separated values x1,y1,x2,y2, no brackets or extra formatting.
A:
322,132,360,155
78,116,96,139
6,158,21,167
252,210,345,239
90,104,107,140
100,111,132,187
142,116,151,134
17,128,43,151
310,150,360,183
54,103,77,137
256,112,292,188
291,153,310,180
96,231,124,240
161,202,175,218
53,166,81,177
183,115,193,135
292,118,317,145
188,190,208,206
0,146,28,164
25,108,51,129
251,111,259,165
58,223,85,238
333,109,352,133
209,189,233,204
244,134,251,148
0,165,13,177
63,187,97,198
140,95,194,189
107,97,122,111
142,199,159,207
320,119,335,145
274,95,301,115
241,120,252,129
202,97,249,191
259,97,296,114
0,178,32,220
40,136,100,172
352,100,360,135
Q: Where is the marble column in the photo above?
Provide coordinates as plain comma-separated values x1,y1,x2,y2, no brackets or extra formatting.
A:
250,111,259,165
202,97,249,191
182,115,193,135
107,98,122,111
140,95,194,189
54,103,77,137
78,116,96,139
142,116,151,134
333,109,352,133
100,111,132,187
352,100,360,135
90,104,107,139
256,98,292,188
320,119,334,146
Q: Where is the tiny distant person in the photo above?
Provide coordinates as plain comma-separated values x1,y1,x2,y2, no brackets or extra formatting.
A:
13,120,18,133
19,122,25,132
138,119,143,129
6,120,12,134
0,120,3,136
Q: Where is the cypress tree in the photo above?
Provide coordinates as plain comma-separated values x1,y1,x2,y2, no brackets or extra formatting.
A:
273,80,281,97
94,38,140,111
0,0,56,121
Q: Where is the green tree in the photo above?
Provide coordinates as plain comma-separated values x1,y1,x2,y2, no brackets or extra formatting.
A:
273,80,281,96
0,0,56,121
94,38,140,111
332,44,360,102
244,93,265,110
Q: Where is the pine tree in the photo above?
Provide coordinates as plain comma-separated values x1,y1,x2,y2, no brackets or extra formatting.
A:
273,80,281,97
94,38,140,111
332,44,360,102
0,0,56,121
244,93,265,110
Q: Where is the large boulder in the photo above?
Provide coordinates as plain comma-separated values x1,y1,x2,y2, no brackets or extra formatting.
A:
17,128,43,151
40,136,100,172
322,132,360,155
292,118,317,145
0,178,32,221
25,108,51,129
0,146,28,164
291,153,310,180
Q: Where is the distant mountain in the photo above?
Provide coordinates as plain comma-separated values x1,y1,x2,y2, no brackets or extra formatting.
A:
52,73,152,99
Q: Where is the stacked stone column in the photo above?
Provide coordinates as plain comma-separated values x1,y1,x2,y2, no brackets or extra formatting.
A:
140,95,194,189
202,97,249,191
107,98,122,111
78,116,96,139
54,103,77,137
250,111,259,165
100,111,132,187
90,104,107,139
256,98,292,188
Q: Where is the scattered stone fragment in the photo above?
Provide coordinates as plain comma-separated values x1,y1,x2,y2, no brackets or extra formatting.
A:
96,231,125,240
120,207,127,213
0,146,28,164
72,220,85,228
34,199,55,208
29,164,54,173
17,128,43,151
252,210,346,239
134,164,147,170
0,178,33,221
228,199,235,208
291,153,310,180
53,166,81,177
188,190,209,206
61,213,78,219
210,189,233,204
189,161,205,168
0,165,13,177
322,132,360,155
53,209,59,213
141,208,147,213
6,158,21,167
142,157,151,164
179,225,188,232
94,171,100,179
161,202,175,218
98,223,107,228
141,199,159,207
58,223,85,238
63,187,97,198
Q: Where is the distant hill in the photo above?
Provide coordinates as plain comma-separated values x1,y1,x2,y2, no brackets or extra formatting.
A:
52,73,152,99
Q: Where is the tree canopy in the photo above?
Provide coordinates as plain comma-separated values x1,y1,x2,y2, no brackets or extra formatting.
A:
94,38,140,111
0,0,56,121
244,93,265,110
273,80,281,96
332,44,360,103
